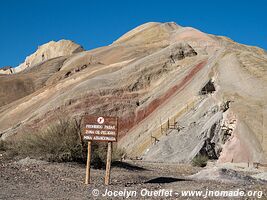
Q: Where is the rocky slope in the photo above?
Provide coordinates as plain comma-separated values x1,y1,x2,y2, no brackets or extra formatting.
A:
0,22,266,164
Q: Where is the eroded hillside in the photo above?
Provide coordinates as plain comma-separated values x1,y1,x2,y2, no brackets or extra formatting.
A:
0,22,266,164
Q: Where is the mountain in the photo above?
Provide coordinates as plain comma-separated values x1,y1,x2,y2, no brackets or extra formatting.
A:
0,22,266,164
0,40,84,74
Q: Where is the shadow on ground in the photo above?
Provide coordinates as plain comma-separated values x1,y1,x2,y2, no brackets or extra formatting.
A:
112,161,148,171
145,177,189,184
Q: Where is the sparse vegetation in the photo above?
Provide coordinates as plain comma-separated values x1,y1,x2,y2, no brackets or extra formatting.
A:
90,142,106,169
89,142,126,169
8,117,83,162
191,154,209,167
4,116,126,168
112,145,126,162
0,139,7,151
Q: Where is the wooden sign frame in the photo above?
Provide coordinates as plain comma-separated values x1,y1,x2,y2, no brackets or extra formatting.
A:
83,116,118,185
83,116,118,142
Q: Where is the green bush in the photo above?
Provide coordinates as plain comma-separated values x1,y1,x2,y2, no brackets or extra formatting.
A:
191,154,209,167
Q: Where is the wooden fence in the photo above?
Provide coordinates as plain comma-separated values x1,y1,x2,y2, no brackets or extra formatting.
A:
150,97,201,145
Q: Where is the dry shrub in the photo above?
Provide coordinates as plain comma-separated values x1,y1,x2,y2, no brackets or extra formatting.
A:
0,140,7,151
88,142,126,169
191,154,209,167
112,145,126,161
9,117,83,162
7,117,126,168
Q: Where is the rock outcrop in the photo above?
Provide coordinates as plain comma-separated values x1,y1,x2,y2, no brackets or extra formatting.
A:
0,66,13,74
0,40,84,74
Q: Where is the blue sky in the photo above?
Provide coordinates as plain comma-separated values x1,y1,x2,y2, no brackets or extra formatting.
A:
0,0,266,68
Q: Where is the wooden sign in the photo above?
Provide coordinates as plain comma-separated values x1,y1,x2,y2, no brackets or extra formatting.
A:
83,115,118,185
83,116,118,142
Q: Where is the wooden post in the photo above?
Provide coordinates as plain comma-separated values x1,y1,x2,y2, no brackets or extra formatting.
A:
105,142,112,185
85,141,92,184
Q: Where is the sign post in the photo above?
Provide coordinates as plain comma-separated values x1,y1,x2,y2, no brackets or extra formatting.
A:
105,142,112,185
83,116,118,185
85,141,91,184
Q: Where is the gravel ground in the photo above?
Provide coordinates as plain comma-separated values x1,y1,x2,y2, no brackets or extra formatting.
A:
0,153,266,200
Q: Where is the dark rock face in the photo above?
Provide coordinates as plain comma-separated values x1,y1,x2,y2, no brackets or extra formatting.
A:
200,80,216,95
199,138,218,159
183,45,198,57
0,66,13,74
170,44,197,62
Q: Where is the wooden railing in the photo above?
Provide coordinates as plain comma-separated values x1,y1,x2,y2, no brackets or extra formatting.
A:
150,96,202,145
253,162,267,169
